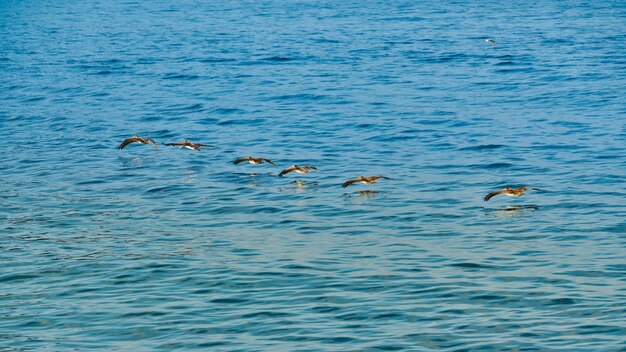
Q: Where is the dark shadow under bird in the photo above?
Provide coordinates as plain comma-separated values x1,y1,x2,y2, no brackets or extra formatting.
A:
358,190,380,198
290,180,319,187
117,135,158,150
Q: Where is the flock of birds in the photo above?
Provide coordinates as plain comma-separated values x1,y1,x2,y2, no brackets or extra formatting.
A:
117,38,520,199
117,135,544,202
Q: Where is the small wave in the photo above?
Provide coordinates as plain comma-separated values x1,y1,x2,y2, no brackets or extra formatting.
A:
380,16,425,22
22,96,46,103
198,117,219,125
241,311,292,318
494,67,535,73
157,103,206,116
217,118,266,126
145,185,187,194
529,144,584,150
98,58,124,64
415,119,449,125
494,61,517,66
198,58,237,63
0,273,39,283
459,144,506,151
314,38,340,43
162,73,200,80
267,93,329,101
547,298,576,305
140,115,162,122
418,53,471,64
210,298,249,304
366,134,416,142
260,56,295,62
210,107,244,115
471,162,514,169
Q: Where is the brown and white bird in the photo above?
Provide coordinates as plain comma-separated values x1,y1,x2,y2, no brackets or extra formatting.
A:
233,157,277,166
342,175,391,188
278,165,317,177
117,135,158,150
162,140,214,151
483,186,543,201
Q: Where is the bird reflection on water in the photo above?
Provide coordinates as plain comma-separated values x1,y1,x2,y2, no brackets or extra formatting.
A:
279,180,319,193
343,190,386,203
486,204,540,218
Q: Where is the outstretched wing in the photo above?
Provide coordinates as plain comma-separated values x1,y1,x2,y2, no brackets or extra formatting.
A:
163,142,183,147
145,138,158,149
263,159,277,166
278,166,296,177
483,189,505,201
342,179,359,188
194,143,214,148
233,158,249,165
117,136,141,150
372,175,391,181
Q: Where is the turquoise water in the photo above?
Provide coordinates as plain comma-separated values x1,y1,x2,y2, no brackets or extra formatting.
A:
1,0,625,350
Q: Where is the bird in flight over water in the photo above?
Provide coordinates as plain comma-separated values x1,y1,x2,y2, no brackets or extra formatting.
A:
233,157,277,166
117,135,158,150
484,38,497,47
342,175,392,188
162,140,215,151
278,165,317,177
483,186,543,201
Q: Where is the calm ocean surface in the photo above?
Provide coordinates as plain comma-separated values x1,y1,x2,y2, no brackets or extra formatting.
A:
1,0,625,350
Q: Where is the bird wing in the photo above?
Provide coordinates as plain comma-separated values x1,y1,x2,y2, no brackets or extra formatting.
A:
307,166,318,170
233,158,249,165
372,175,391,181
263,159,277,166
194,143,214,147
342,178,360,188
117,136,141,150
163,142,183,146
145,138,158,149
278,166,296,177
483,189,505,201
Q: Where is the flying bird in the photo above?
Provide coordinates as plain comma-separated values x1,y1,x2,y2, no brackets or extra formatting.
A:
233,157,277,166
117,135,158,150
483,186,543,201
162,140,215,151
484,38,497,47
342,175,391,188
278,165,317,177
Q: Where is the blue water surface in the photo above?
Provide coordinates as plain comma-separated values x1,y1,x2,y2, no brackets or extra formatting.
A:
1,0,625,350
